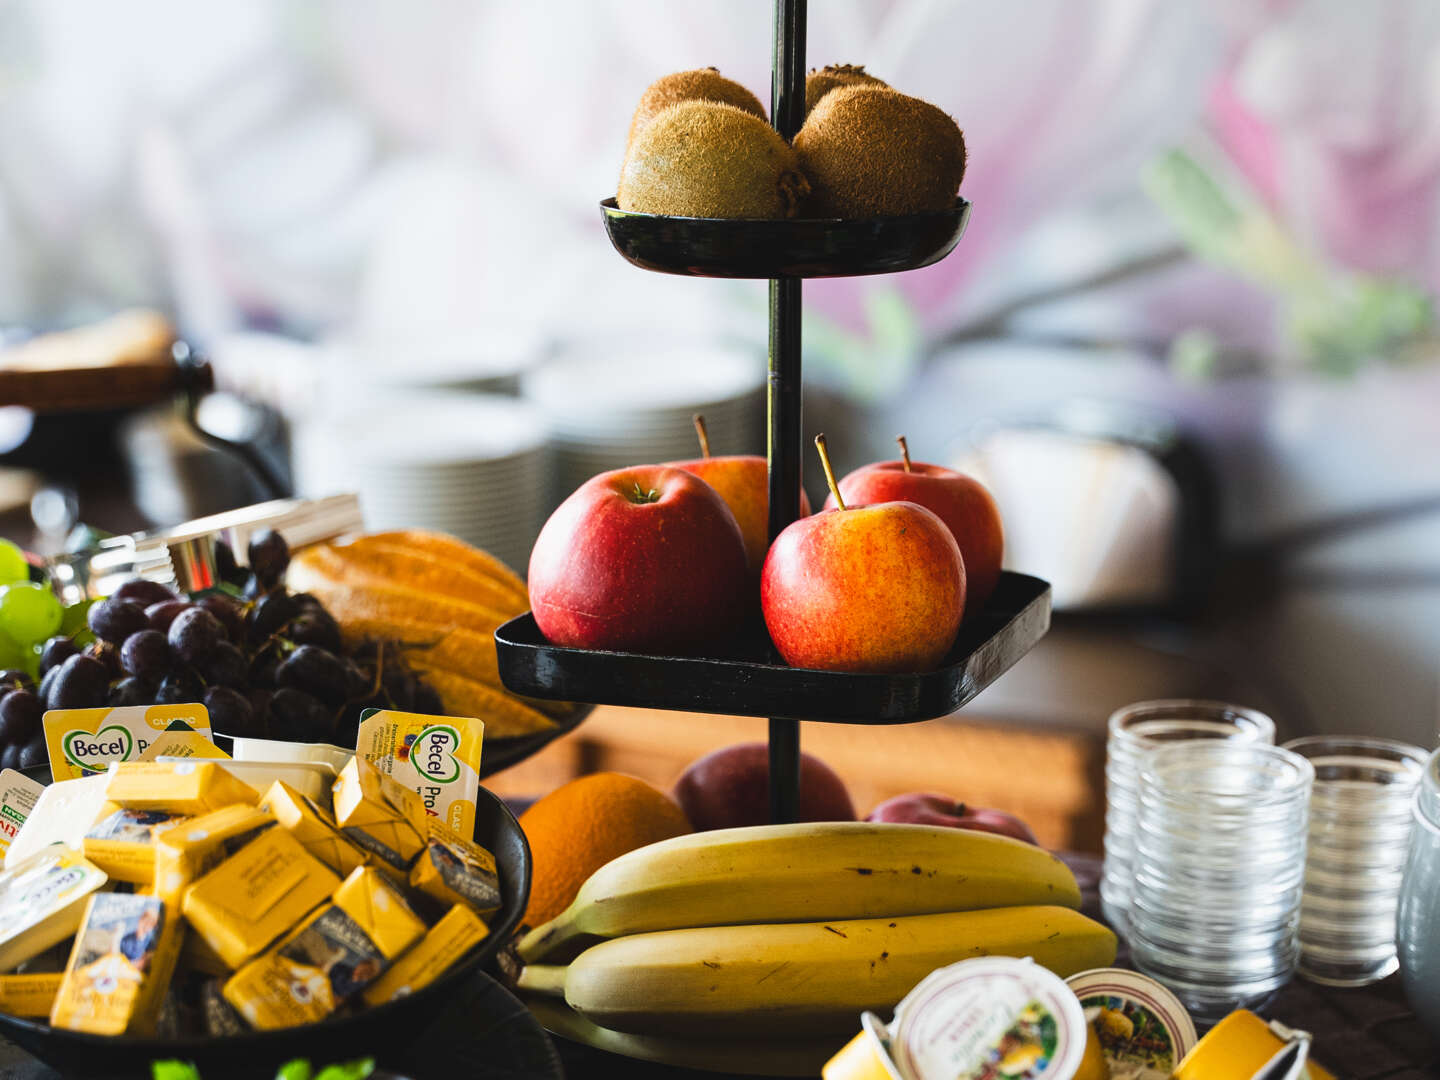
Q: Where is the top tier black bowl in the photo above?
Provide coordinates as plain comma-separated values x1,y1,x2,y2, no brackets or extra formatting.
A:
600,196,971,278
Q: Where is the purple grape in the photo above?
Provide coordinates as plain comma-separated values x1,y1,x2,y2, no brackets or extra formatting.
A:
215,539,244,587
49,655,110,709
88,598,149,644
87,640,122,678
154,669,204,706
342,659,371,700
204,686,260,739
145,599,192,633
199,641,247,690
286,610,342,653
37,665,60,710
269,687,334,743
247,590,298,646
112,578,176,609
276,645,349,706
16,734,46,770
0,690,42,744
247,529,290,587
249,649,280,689
197,594,244,644
120,630,170,681
107,677,152,708
168,607,224,665
0,745,19,772
39,636,78,675
0,669,32,692
248,688,273,735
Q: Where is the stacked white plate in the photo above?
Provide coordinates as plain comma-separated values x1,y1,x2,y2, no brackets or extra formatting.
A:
292,393,549,576
522,341,766,506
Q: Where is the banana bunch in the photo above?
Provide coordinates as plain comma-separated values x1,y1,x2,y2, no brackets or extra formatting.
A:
516,822,1116,1070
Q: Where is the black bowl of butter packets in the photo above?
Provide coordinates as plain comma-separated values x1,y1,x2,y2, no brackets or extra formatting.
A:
0,764,531,1079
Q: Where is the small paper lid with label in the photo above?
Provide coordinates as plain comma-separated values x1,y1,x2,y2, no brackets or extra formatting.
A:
1067,967,1197,1077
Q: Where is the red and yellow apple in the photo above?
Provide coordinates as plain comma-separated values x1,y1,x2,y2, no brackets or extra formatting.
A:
825,436,1004,611
528,465,749,654
760,435,966,673
673,742,856,830
867,792,1039,845
665,414,811,575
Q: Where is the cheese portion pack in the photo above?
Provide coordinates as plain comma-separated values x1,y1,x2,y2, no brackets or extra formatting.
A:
356,710,484,837
152,804,274,905
50,893,183,1036
5,775,109,869
409,819,500,919
362,904,488,1007
182,827,340,969
224,866,426,1029
43,705,211,781
0,972,63,1017
105,761,258,816
259,780,367,878
332,756,428,879
83,807,187,885
0,846,107,972
0,770,43,862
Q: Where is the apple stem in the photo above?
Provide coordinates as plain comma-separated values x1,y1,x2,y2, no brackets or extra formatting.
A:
897,435,913,473
814,433,846,511
693,414,712,459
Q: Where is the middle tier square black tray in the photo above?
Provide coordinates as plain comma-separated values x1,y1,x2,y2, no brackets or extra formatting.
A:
494,571,1050,724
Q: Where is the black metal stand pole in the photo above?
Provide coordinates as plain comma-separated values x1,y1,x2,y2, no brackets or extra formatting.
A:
766,0,806,825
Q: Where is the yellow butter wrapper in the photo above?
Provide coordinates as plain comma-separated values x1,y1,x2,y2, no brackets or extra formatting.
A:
83,806,187,885
409,819,500,919
50,892,183,1036
332,756,428,879
356,710,484,838
0,770,43,863
0,845,108,972
182,827,340,970
224,867,425,1030
0,972,63,1017
152,804,274,906
362,904,488,1007
44,705,211,781
105,760,258,816
259,780,368,878
138,730,230,761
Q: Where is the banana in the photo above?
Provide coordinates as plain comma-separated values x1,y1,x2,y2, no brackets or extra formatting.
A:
523,996,836,1076
518,821,1080,961
517,905,1116,1038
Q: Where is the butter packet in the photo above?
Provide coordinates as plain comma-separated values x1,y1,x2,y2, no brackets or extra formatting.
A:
224,867,425,1030
0,770,43,862
332,756,429,879
259,780,367,878
182,827,340,970
0,845,108,972
362,904,488,1007
83,806,187,885
50,892,184,1036
356,710,484,837
138,729,230,761
44,705,211,781
5,775,109,869
152,804,275,905
105,761,258,816
0,972,63,1017
409,819,500,919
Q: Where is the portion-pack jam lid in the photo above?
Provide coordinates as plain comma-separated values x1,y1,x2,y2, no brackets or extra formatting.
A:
1067,967,1197,1076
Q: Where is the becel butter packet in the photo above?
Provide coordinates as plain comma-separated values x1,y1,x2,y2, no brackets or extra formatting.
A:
356,709,484,837
43,705,212,781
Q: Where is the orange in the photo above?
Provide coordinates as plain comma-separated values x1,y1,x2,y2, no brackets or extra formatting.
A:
519,773,692,929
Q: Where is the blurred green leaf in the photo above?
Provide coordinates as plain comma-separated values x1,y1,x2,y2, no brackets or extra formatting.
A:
152,1062,201,1080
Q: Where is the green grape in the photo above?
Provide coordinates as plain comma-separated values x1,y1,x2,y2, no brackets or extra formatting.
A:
0,630,25,671
0,540,28,585
0,583,62,645
60,598,97,647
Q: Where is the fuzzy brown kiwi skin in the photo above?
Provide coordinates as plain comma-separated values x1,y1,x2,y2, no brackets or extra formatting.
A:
804,64,888,115
619,100,810,220
627,68,767,150
793,85,965,218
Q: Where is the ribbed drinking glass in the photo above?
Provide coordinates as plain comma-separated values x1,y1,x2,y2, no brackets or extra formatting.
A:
1101,700,1275,936
1282,735,1426,987
1129,741,1313,1023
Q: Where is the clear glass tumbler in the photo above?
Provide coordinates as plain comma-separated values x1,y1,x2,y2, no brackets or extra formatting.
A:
1282,735,1426,987
1129,741,1314,1023
1101,700,1275,936
1397,748,1440,1039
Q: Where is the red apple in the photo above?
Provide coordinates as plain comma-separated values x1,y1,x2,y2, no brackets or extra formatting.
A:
673,742,855,830
528,465,749,654
665,414,811,576
825,436,1004,611
867,792,1038,845
761,434,966,673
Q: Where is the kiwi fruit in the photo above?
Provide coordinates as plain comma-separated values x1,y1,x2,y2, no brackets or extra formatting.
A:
793,85,966,218
627,68,767,150
619,100,810,219
805,64,888,114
